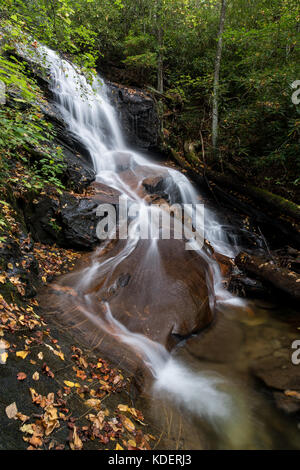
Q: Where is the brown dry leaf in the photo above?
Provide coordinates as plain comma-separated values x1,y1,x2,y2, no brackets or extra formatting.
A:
0,339,10,349
79,356,88,368
16,412,29,423
70,426,83,450
29,388,39,402
48,440,55,450
16,351,29,359
45,343,65,361
5,402,18,419
87,411,106,430
120,415,135,433
113,374,122,384
9,276,20,285
84,398,102,410
43,405,59,436
118,405,144,422
28,435,43,448
42,363,55,378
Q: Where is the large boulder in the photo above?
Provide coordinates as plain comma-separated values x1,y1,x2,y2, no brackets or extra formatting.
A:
21,183,121,250
107,83,160,150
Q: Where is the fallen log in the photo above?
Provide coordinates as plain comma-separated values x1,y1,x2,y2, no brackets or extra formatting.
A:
207,171,300,224
169,148,300,248
235,252,300,301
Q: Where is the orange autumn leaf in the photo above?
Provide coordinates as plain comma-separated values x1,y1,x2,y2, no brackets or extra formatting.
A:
17,372,27,381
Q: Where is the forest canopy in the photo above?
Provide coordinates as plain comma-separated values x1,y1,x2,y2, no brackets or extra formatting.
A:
0,0,299,200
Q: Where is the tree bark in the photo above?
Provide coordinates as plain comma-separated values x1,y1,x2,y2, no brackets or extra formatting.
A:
212,0,227,158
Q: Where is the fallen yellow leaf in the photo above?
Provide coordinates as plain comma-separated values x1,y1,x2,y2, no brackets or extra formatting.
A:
16,351,29,359
117,404,128,412
20,423,35,435
64,380,80,388
128,439,136,447
0,352,8,364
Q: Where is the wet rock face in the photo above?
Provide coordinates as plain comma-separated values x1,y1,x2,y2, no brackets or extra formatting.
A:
22,193,99,250
107,83,160,150
41,101,95,192
250,353,300,414
228,275,268,298
21,184,121,250
59,194,100,250
142,176,169,196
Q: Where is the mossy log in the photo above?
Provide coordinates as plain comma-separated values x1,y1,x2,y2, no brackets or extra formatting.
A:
207,172,300,224
170,148,300,247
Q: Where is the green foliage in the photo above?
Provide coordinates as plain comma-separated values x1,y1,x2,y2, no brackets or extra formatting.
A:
0,51,65,191
0,0,299,198
124,32,157,70
0,0,99,71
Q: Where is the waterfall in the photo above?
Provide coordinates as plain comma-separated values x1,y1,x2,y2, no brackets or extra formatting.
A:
20,41,250,434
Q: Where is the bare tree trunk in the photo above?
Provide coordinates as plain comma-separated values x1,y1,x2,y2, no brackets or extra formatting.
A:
212,0,227,159
155,0,164,133
155,0,163,94
157,25,163,94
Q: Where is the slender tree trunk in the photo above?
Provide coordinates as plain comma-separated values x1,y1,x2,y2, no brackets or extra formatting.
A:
212,0,227,159
157,25,163,94
155,0,164,133
155,0,163,94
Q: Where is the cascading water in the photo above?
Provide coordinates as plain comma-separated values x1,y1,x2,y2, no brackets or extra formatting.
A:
18,41,255,444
